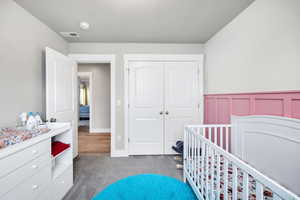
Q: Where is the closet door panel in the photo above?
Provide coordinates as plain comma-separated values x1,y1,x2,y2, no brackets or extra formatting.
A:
164,62,200,154
129,62,164,155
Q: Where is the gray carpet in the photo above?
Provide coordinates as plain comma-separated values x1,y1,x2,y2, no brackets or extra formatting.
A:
63,154,183,200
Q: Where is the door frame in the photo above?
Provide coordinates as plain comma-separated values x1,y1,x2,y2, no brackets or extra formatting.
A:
124,54,204,156
69,54,116,157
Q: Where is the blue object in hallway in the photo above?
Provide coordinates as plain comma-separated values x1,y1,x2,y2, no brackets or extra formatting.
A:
92,174,197,200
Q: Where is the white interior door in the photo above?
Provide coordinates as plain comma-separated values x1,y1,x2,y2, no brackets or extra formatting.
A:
46,47,78,158
164,62,201,154
129,62,164,155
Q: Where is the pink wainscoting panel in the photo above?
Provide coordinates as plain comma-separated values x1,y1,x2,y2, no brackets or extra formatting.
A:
254,98,284,116
204,91,300,124
205,97,217,124
232,97,251,116
216,98,230,123
291,98,300,119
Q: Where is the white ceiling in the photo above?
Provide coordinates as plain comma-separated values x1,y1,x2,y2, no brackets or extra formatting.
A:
14,0,254,43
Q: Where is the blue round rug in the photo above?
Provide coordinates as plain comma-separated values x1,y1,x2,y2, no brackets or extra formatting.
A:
92,174,197,200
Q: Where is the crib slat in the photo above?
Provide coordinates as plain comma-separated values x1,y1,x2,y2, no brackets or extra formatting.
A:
214,127,217,144
190,134,195,180
183,128,187,182
210,146,215,199
186,131,189,172
216,153,221,199
197,137,201,188
232,165,238,200
256,182,264,200
195,134,197,183
243,171,249,200
190,132,193,176
224,159,229,200
188,131,191,173
201,140,205,194
187,131,189,172
195,133,197,180
193,133,196,180
220,127,223,149
194,134,197,181
183,129,186,161
209,127,212,141
205,144,209,199
193,133,196,178
190,131,193,174
225,126,229,152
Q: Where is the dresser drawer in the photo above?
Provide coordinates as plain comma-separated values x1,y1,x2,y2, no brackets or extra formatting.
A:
0,139,50,178
1,165,51,200
53,165,73,200
0,152,51,196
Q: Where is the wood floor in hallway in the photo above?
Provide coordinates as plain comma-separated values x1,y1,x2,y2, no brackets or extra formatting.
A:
78,126,111,153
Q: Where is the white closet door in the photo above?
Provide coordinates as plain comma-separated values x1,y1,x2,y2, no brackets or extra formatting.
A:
129,62,164,155
164,62,200,154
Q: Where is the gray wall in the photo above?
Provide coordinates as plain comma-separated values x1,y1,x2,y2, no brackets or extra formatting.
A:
0,0,68,126
205,0,300,94
69,43,204,150
78,64,111,131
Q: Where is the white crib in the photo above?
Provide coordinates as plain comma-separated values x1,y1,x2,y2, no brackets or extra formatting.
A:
183,116,300,200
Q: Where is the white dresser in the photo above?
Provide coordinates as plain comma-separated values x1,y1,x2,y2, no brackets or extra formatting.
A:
0,123,73,200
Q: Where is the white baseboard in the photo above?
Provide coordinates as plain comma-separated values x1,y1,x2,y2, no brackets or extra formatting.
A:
89,128,111,133
111,150,129,157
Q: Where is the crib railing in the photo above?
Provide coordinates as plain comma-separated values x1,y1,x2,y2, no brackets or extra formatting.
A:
183,125,299,200
186,124,232,152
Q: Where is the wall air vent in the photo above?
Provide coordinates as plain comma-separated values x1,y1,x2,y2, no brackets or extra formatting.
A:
60,32,80,38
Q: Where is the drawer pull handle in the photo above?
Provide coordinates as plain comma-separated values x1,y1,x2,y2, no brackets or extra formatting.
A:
32,150,38,154
32,185,39,190
32,165,38,169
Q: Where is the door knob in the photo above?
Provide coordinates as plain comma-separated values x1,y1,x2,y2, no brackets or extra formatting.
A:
165,111,169,115
159,111,163,115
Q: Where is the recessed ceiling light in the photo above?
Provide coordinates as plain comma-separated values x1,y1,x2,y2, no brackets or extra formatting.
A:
80,22,90,30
